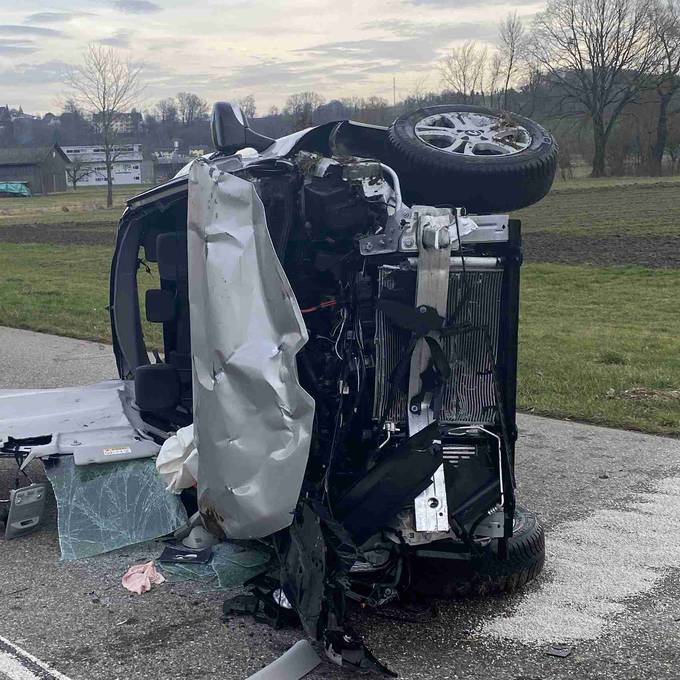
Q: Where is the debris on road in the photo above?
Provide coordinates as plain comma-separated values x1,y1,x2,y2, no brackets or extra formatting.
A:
545,645,573,658
45,457,187,560
122,560,166,594
244,640,322,680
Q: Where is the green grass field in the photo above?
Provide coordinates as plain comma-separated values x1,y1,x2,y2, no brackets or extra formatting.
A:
0,180,678,435
0,184,152,226
520,264,680,435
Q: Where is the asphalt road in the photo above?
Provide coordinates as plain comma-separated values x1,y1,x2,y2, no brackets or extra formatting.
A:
1,326,680,680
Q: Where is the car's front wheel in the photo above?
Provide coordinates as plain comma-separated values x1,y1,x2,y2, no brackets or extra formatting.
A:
387,105,557,213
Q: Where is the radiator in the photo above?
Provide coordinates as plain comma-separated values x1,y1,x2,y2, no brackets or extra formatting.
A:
373,262,504,425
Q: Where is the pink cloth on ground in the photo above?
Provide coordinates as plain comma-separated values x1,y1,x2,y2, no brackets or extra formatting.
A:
122,560,166,594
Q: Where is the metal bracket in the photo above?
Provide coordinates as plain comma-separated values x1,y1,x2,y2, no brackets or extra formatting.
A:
4,483,46,539
408,208,454,534
414,464,450,532
359,211,408,256
407,209,453,435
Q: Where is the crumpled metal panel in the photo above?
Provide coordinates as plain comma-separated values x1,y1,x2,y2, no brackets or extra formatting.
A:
188,161,314,539
0,380,159,466
0,381,131,440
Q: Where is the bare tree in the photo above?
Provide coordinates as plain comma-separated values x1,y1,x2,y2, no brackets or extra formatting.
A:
517,58,546,117
439,41,488,103
238,95,257,119
283,91,325,130
529,0,660,177
64,44,143,207
404,78,431,109
62,98,82,117
648,0,680,175
176,92,208,126
487,52,504,108
65,156,93,190
155,97,178,124
499,12,525,109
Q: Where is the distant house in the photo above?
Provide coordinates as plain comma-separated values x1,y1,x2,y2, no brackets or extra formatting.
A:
61,143,154,187
0,144,70,194
91,111,142,136
153,141,195,184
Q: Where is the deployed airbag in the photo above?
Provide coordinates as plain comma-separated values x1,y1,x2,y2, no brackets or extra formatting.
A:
187,161,314,539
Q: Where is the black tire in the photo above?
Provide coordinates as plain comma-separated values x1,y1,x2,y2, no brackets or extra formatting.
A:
387,105,557,214
411,506,545,598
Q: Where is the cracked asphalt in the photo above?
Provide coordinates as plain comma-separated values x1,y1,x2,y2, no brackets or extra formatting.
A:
1,326,679,680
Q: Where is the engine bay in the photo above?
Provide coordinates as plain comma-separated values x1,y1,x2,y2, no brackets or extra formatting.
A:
108,138,524,672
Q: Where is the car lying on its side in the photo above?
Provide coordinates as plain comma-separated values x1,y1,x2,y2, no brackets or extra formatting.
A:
8,102,558,674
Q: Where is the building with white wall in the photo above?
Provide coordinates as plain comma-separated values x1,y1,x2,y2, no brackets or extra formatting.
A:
61,144,154,186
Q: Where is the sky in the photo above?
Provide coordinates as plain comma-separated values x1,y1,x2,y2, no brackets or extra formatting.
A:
0,0,544,116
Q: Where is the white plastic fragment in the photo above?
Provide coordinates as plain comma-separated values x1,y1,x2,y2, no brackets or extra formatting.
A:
156,424,199,494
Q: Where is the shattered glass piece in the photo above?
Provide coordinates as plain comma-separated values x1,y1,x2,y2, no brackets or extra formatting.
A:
211,541,271,589
45,457,187,560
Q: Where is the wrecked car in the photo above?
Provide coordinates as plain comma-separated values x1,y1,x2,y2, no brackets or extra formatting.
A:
3,102,556,674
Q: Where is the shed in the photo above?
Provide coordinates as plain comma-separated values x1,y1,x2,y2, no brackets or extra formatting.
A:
0,144,70,194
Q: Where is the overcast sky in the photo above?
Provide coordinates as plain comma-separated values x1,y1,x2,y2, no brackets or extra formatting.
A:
0,0,543,116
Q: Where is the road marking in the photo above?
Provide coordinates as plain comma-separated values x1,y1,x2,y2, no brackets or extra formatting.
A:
0,652,38,680
0,637,72,680
481,476,680,643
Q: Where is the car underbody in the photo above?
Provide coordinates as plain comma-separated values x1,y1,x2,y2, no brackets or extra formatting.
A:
2,103,556,675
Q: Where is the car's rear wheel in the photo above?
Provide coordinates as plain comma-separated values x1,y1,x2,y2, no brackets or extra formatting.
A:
411,505,545,598
387,105,557,213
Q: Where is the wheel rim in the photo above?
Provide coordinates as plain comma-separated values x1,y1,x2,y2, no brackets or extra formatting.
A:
414,111,532,156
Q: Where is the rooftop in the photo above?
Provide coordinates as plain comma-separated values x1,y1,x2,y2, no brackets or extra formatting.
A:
0,144,69,166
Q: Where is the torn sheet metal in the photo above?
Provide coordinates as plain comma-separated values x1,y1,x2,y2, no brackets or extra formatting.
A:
187,161,314,539
0,381,159,466
45,457,187,560
246,640,322,680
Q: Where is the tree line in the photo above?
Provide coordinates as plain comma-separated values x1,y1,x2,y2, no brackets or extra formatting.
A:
3,0,679,191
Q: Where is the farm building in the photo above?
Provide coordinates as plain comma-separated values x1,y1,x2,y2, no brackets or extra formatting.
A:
61,144,154,187
0,144,70,194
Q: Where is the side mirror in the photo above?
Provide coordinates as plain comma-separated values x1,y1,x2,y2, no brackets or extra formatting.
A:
211,102,275,155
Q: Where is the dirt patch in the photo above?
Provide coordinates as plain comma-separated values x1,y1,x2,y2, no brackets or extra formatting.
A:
613,387,680,402
524,231,680,268
3,221,679,268
0,222,118,246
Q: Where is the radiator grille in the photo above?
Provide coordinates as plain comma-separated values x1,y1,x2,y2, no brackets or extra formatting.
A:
373,264,503,425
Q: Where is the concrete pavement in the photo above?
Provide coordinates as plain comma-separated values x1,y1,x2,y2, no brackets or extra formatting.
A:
0,327,116,389
1,327,680,679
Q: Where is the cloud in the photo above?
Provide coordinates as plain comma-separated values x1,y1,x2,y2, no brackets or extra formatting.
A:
0,25,63,37
0,45,38,55
0,60,68,87
0,38,37,54
25,12,77,24
111,0,162,13
294,19,497,75
363,19,496,41
99,30,131,47
0,38,34,46
404,0,537,5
